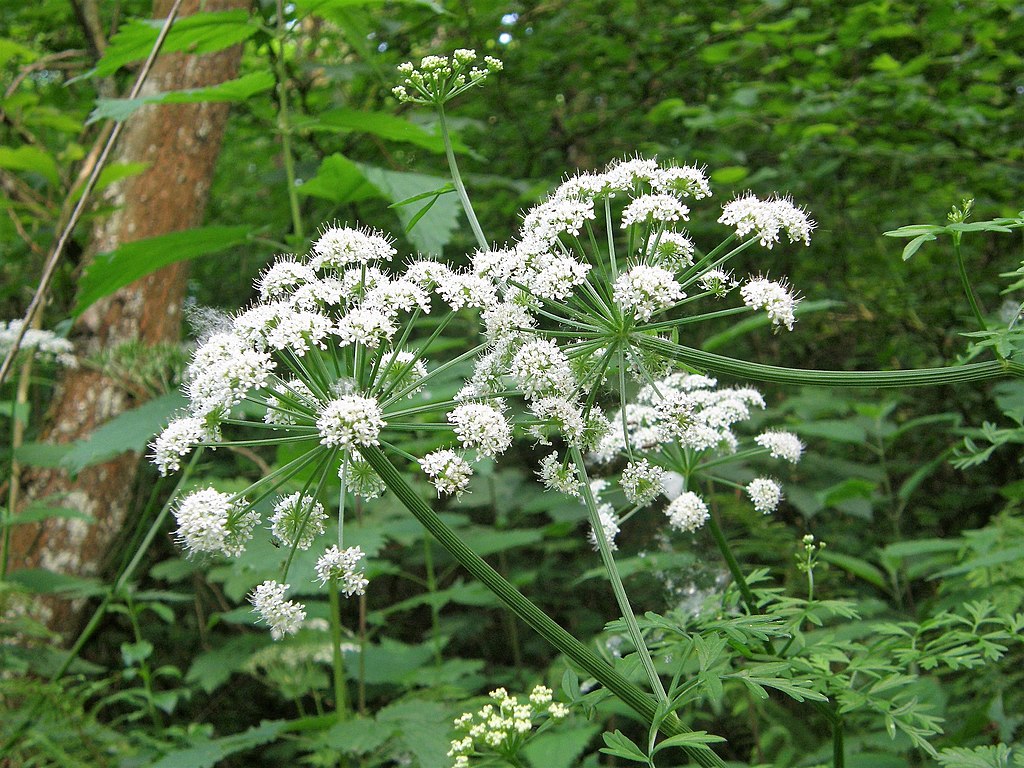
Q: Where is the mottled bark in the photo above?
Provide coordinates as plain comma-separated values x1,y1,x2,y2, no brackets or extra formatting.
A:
10,0,249,633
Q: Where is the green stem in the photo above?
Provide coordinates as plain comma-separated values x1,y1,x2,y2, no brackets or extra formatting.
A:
357,445,725,768
705,511,758,612
438,103,487,250
423,536,444,666
328,580,349,720
639,336,1024,387
953,234,987,332
273,0,303,241
570,446,667,702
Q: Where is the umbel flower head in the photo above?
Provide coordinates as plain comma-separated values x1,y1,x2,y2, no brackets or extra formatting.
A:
393,49,503,106
152,223,515,637
590,371,802,537
447,685,570,768
459,157,812,456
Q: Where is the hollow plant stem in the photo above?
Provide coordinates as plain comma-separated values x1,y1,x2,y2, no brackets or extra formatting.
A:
438,103,488,250
570,446,667,702
273,0,304,241
705,511,757,611
357,444,725,768
639,336,1024,387
328,580,349,720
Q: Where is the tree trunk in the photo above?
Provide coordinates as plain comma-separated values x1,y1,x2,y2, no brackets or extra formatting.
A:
9,0,249,634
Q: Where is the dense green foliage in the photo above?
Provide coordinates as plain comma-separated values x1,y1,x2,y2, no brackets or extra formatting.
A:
2,1,1023,767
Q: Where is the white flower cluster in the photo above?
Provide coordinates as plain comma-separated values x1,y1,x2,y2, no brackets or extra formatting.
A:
421,449,473,497
173,487,259,558
741,276,800,331
393,49,503,105
719,193,815,248
317,394,386,449
250,580,306,640
0,320,76,367
315,545,368,596
447,685,569,767
270,493,326,550
589,371,802,536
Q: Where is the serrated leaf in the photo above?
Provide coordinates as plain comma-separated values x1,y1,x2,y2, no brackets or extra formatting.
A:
523,722,602,768
75,225,251,314
186,635,268,693
358,164,461,255
88,10,257,79
59,391,187,473
88,72,275,123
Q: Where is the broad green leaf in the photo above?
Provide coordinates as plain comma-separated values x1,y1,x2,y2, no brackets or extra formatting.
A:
149,720,288,768
358,164,460,255
6,568,105,598
60,392,187,473
309,107,465,154
13,441,72,468
186,635,268,693
710,165,748,185
297,153,381,204
792,419,867,443
356,637,437,684
88,10,257,79
317,716,394,754
1,504,93,527
303,0,445,20
377,700,451,768
70,162,150,202
0,145,60,187
523,722,602,768
75,225,251,314
88,72,275,123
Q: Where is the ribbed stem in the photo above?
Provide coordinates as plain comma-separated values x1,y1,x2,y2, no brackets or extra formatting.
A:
438,104,487,250
639,337,1024,387
357,444,725,768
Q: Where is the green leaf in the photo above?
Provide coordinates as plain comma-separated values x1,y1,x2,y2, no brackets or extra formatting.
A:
0,145,60,187
59,392,187,473
88,10,257,79
13,441,73,468
358,164,460,255
297,153,381,204
600,730,651,764
149,720,288,768
121,640,154,667
186,635,268,694
1,504,93,527
710,165,748,185
316,716,394,755
931,545,1024,579
523,722,602,768
307,107,463,154
75,225,251,314
6,568,105,598
652,731,727,755
0,37,39,66
792,419,866,442
88,72,275,123
901,233,937,260
820,551,889,591
303,0,445,20
70,162,150,202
